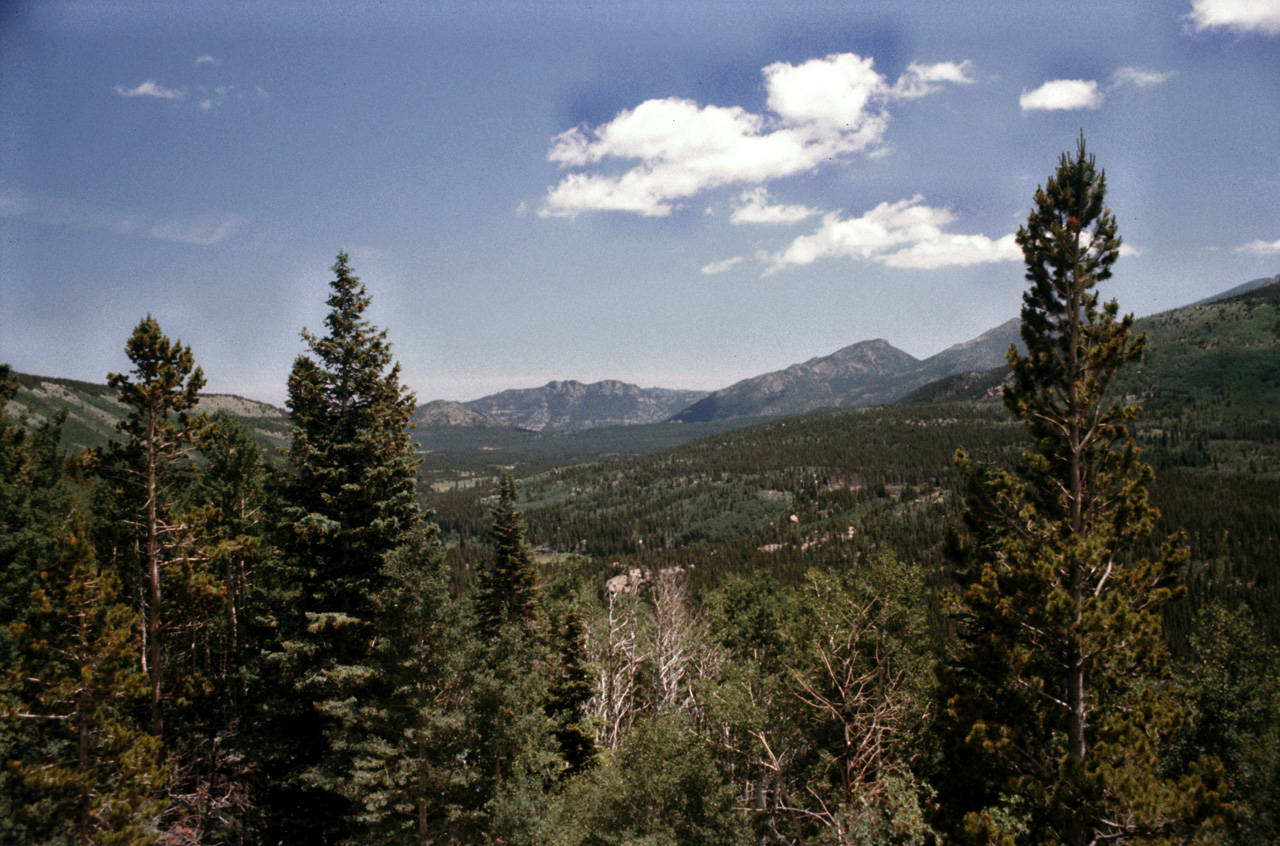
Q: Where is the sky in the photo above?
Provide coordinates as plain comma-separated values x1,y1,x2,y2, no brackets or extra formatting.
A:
2,0,1279,406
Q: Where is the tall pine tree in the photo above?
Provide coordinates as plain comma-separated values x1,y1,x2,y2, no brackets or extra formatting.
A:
936,136,1221,845
105,316,206,740
254,251,422,844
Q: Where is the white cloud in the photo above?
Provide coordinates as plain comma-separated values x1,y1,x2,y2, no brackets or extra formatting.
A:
730,187,818,225
1187,0,1280,35
195,55,218,65
766,195,1021,272
541,53,973,219
891,60,976,98
114,80,185,100
148,215,243,245
701,256,746,275
1234,237,1280,254
1112,67,1173,87
1019,79,1103,111
1118,242,1144,258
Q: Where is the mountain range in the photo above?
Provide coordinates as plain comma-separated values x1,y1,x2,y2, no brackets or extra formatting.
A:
7,272,1277,451
668,318,1022,423
457,380,708,431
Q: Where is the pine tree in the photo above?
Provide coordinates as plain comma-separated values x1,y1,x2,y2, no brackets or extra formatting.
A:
474,472,539,638
171,412,275,840
936,136,1222,844
3,509,166,845
546,609,597,776
105,316,206,740
1,364,79,838
283,251,421,614
320,525,476,845
254,251,422,843
468,472,560,844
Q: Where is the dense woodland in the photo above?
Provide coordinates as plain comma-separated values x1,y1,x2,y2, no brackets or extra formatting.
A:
2,143,1278,845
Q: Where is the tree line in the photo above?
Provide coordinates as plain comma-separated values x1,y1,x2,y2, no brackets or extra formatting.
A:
3,142,1278,844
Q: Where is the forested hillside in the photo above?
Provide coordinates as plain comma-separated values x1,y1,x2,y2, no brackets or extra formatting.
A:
3,154,1278,844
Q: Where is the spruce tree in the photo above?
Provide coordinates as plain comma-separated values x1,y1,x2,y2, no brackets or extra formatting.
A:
474,471,539,638
546,609,598,776
936,137,1221,844
255,251,421,843
105,316,206,740
319,526,476,844
468,472,560,844
283,251,421,612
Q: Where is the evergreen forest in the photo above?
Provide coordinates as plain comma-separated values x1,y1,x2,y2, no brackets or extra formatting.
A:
2,141,1278,845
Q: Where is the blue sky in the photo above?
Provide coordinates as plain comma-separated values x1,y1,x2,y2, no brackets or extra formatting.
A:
3,0,1278,405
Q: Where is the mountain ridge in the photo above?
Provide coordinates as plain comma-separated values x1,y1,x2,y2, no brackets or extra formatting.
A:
461,379,708,431
668,318,1023,424
9,272,1275,449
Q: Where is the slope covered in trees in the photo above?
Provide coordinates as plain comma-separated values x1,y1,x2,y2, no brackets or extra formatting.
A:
3,150,1278,843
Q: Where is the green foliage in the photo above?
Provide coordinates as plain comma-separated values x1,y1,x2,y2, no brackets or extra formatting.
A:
317,526,477,845
474,472,539,637
0,365,74,668
701,557,937,846
256,251,424,843
937,137,1220,845
547,609,599,776
467,619,560,845
3,510,166,845
542,711,743,846
103,315,208,740
1172,603,1280,843
282,251,422,614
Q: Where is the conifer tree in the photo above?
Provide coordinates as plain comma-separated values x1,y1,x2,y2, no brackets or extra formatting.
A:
255,251,421,843
3,509,166,844
106,316,206,739
936,137,1221,844
319,525,476,844
474,471,539,637
468,472,560,844
546,609,598,776
1,364,79,836
283,251,421,613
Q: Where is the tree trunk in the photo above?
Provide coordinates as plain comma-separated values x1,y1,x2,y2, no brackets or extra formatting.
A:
147,408,163,739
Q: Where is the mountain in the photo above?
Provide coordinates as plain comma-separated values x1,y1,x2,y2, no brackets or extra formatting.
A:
1190,272,1279,306
461,379,708,431
6,371,290,454
899,275,1280,425
669,318,1022,423
670,339,918,423
411,400,510,429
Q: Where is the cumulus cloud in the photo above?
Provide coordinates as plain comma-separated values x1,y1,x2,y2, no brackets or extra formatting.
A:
1187,0,1280,35
701,256,746,275
891,60,975,98
1020,79,1103,111
541,53,972,219
730,187,818,225
1112,66,1173,87
766,196,1021,272
1234,237,1280,254
114,80,185,100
